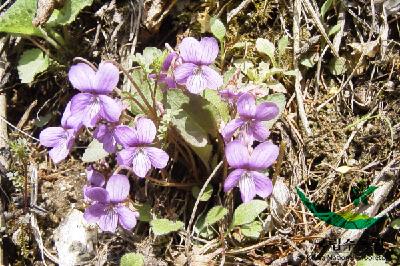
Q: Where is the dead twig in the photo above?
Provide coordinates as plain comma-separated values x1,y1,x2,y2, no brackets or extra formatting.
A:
17,100,37,129
301,0,340,58
185,161,223,264
227,0,253,23
0,36,9,266
293,0,313,136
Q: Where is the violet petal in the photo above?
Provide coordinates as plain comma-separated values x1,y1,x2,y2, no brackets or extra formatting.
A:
238,173,256,203
116,206,139,230
251,171,273,198
237,93,256,118
131,150,151,178
221,118,244,142
199,37,219,65
225,140,250,168
70,93,101,128
86,166,105,187
114,126,138,148
179,37,201,63
201,66,223,90
68,63,95,93
144,147,169,169
255,102,279,121
98,95,122,123
135,118,156,145
106,174,130,203
224,168,245,192
249,141,279,170
98,211,118,233
39,127,67,148
93,62,119,94
249,121,270,142
85,187,110,203
83,203,106,223
174,63,197,85
116,147,137,167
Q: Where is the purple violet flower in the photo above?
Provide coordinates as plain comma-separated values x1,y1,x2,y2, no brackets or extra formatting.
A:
149,52,178,90
83,166,106,201
224,140,279,202
115,118,169,178
174,37,223,94
84,174,139,233
68,62,123,128
219,86,243,104
93,123,121,153
221,93,279,144
159,51,178,89
39,101,81,163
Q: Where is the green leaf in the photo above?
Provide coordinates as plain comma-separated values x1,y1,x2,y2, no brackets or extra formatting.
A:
328,24,341,36
163,90,222,166
17,48,50,84
258,93,286,129
210,17,226,41
205,205,228,226
222,67,237,84
132,202,152,222
283,70,296,76
34,113,53,128
320,0,333,19
191,184,213,202
0,0,43,37
356,256,388,266
255,38,275,63
203,89,230,123
300,58,315,68
150,218,184,236
300,52,319,68
231,200,268,228
260,67,285,80
82,139,109,162
126,69,161,115
132,47,163,73
390,219,400,229
47,0,94,26
233,59,254,73
277,35,289,56
120,253,144,266
194,213,215,238
241,220,263,238
232,42,247,49
329,56,347,75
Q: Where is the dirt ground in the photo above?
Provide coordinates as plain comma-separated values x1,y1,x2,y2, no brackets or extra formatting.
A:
1,0,400,265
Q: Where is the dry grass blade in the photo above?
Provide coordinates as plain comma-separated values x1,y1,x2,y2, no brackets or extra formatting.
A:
301,0,340,58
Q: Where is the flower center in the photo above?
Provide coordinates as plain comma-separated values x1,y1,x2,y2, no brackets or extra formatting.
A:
192,66,203,75
239,171,253,188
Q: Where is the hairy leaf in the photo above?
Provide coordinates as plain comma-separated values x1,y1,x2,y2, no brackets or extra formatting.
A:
150,219,184,236
0,0,43,37
17,48,50,83
120,253,144,266
205,205,228,226
241,220,263,238
210,17,226,41
192,184,213,202
231,200,268,228
256,38,275,64
82,139,109,162
47,0,94,26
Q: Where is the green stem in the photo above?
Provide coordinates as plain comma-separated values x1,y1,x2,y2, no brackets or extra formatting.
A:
220,40,226,72
37,28,62,50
